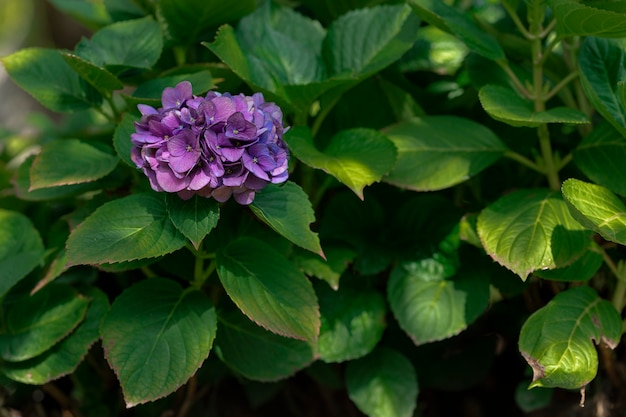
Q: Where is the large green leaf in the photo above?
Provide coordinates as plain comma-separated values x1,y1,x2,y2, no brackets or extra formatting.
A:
408,0,505,61
477,189,591,279
346,348,418,417
0,284,89,362
519,286,621,389
1,288,109,384
578,37,626,136
13,156,101,201
216,237,320,343
382,116,507,191
574,122,626,196
30,139,119,190
548,0,626,38
388,256,490,345
250,182,323,257
0,210,45,298
62,52,124,96
215,309,314,382
1,48,102,112
287,127,397,199
323,4,421,78
562,178,626,245
75,16,163,70
166,194,220,250
66,193,187,265
317,283,386,363
479,84,589,127
158,0,256,45
100,279,217,407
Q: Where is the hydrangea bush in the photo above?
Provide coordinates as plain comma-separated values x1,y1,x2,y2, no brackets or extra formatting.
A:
2,0,626,416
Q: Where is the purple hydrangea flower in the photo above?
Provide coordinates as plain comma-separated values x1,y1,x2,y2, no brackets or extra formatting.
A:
131,81,290,204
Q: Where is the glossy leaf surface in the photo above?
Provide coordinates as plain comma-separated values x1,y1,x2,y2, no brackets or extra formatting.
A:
519,286,621,389
66,193,187,265
383,116,506,191
287,127,397,199
217,237,320,343
0,210,45,298
478,189,591,279
101,279,217,407
0,284,89,362
215,309,314,382
30,139,119,189
166,194,220,249
562,178,626,245
250,182,323,256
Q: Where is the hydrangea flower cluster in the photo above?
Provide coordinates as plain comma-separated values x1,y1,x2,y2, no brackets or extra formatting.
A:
131,81,289,205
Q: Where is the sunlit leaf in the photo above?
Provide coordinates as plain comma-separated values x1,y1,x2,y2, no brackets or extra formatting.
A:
479,84,589,127
477,189,591,279
519,286,621,389
548,0,626,38
562,178,626,245
383,116,507,191
287,127,397,199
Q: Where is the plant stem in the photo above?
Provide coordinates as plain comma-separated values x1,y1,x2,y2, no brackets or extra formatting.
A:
530,14,561,191
497,60,532,99
600,248,626,314
504,150,543,173
544,71,579,102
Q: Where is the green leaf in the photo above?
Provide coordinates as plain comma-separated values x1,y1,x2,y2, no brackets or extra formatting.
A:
75,16,163,70
0,210,45,298
216,237,320,343
66,193,187,266
346,348,418,417
477,189,591,280
408,0,505,61
30,139,118,190
562,178,626,245
382,116,507,191
323,4,421,78
578,37,626,136
287,127,397,199
250,182,323,257
479,84,589,127
388,256,490,345
62,52,124,96
166,194,220,249
157,0,256,45
0,284,89,362
548,0,626,38
101,278,217,407
293,245,356,290
1,48,102,112
574,122,626,197
13,156,100,201
317,283,386,363
113,112,136,167
519,286,621,389
237,2,326,85
215,308,314,382
130,70,214,102
47,0,111,29
534,246,604,282
1,288,109,385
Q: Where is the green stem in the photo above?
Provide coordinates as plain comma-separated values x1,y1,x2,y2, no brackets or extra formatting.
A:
502,1,533,39
544,71,579,102
504,150,543,173
497,60,532,99
530,16,560,191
